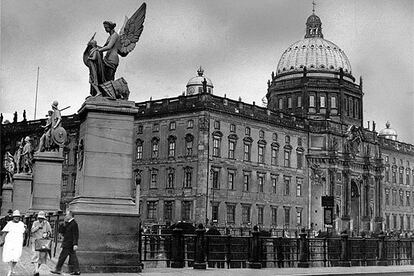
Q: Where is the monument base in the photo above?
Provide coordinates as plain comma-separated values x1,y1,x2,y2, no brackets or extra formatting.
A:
29,151,63,213
12,173,32,215
1,183,13,215
70,198,141,273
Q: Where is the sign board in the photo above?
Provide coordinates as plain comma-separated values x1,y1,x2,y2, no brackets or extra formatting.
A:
321,196,334,207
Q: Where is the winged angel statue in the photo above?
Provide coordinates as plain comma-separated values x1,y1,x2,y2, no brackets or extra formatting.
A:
83,3,146,100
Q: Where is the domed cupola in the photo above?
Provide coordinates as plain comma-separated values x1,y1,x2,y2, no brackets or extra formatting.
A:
186,67,214,95
378,121,398,141
266,5,363,127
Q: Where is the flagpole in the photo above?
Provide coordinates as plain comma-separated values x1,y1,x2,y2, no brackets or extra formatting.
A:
34,66,40,120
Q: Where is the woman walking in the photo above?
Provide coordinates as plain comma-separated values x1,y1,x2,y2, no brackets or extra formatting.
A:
31,211,52,276
1,210,26,276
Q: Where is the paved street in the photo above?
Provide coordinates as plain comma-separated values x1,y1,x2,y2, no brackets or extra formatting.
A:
0,247,413,276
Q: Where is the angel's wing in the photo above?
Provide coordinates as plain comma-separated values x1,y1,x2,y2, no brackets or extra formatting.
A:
118,3,146,57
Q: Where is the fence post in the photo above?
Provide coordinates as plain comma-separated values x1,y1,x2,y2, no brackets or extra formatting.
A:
171,228,185,268
376,233,387,266
193,224,207,269
298,228,309,268
137,225,143,271
248,226,262,269
339,232,351,267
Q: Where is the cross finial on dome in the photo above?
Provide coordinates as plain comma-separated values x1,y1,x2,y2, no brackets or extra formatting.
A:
386,121,391,128
197,66,204,77
312,0,316,14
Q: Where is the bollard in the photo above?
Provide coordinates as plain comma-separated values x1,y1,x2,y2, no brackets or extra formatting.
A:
248,226,262,269
193,224,207,269
171,228,185,268
339,232,351,267
298,228,309,268
376,233,387,266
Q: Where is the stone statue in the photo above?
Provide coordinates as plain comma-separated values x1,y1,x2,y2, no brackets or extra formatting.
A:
37,110,54,152
345,125,363,158
14,139,24,173
83,3,146,100
37,101,67,152
3,152,15,184
22,136,33,173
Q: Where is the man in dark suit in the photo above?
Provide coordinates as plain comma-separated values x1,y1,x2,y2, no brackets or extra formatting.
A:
51,211,80,275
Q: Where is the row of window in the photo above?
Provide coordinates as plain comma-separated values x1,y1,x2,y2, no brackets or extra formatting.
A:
384,167,413,185
384,155,411,167
384,213,413,231
143,166,303,196
145,200,303,226
385,189,413,207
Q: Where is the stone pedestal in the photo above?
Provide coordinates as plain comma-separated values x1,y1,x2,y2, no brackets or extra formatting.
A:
29,151,63,213
12,173,33,215
1,183,13,215
69,97,140,273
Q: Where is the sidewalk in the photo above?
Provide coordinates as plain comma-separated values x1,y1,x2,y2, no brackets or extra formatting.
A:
0,247,413,275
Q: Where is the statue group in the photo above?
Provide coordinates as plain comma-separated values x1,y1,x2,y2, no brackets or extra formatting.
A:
2,101,67,184
83,3,146,100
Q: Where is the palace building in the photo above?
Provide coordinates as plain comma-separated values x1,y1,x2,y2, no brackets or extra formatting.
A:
1,10,413,235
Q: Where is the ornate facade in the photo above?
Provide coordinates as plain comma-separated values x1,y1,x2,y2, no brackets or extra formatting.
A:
1,11,413,235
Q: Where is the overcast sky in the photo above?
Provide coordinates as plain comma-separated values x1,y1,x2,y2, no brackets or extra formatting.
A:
1,0,413,142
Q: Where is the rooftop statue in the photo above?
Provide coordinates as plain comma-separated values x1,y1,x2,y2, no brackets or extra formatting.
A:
83,2,147,100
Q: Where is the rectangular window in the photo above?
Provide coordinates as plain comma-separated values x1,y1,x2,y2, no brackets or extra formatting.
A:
244,143,251,161
242,205,251,224
400,215,404,230
258,206,264,225
287,97,292,108
331,97,337,109
385,167,390,182
392,190,397,205
147,201,157,220
284,150,291,167
278,98,283,109
271,207,278,225
407,216,411,230
182,201,192,221
243,172,250,192
228,140,236,159
164,201,173,221
271,176,278,194
258,174,264,193
230,124,236,133
284,177,290,196
309,95,315,107
271,147,278,165
385,214,390,230
153,123,159,132
137,125,143,134
167,169,175,189
152,142,159,158
169,121,176,130
296,209,302,225
137,144,143,160
213,137,221,157
62,175,68,190
297,152,303,169
212,204,219,222
187,119,194,128
63,152,69,165
392,168,396,183
168,140,176,157
406,170,410,186
214,120,220,130
296,178,302,197
284,207,290,227
258,144,265,163
227,205,235,223
385,189,390,206
228,170,235,190
320,96,326,108
399,168,404,184
150,170,158,189
297,96,302,108
245,127,251,136
186,140,193,156
212,168,220,189
184,167,192,188
393,214,397,229
400,190,404,206
406,191,410,206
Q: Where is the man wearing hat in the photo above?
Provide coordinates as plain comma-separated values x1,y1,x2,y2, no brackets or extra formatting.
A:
31,211,52,276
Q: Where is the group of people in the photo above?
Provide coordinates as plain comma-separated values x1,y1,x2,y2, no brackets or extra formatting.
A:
1,210,80,276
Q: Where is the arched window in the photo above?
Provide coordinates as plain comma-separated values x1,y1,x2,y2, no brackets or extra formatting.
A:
151,137,160,158
136,139,143,160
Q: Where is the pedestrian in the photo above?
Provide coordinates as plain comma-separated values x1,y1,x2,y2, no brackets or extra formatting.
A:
50,211,80,275
1,210,26,276
31,211,52,276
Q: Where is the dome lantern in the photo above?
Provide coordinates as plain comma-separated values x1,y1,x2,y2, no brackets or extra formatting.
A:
305,2,323,39
378,121,398,141
186,66,214,95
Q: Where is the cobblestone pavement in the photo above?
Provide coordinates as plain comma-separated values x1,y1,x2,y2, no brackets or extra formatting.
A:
0,247,413,275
